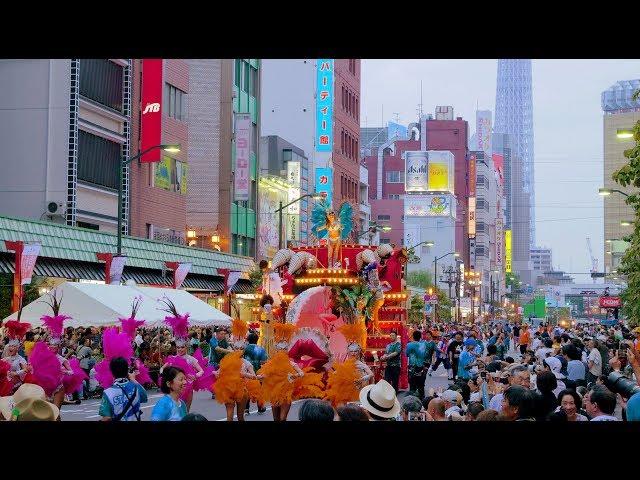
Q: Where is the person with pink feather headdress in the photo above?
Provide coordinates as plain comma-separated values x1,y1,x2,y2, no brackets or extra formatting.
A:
1,320,32,393
158,297,212,413
38,292,86,410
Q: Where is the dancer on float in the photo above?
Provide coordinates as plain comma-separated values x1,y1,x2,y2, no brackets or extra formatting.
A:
2,320,32,393
158,297,212,413
311,199,352,268
213,318,262,421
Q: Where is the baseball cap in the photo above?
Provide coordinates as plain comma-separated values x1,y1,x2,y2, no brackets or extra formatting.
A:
440,390,460,404
463,339,476,347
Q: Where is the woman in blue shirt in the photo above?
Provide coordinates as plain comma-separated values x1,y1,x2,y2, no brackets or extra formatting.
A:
151,366,188,421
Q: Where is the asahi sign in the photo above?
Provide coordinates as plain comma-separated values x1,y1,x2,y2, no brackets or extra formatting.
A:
405,151,429,192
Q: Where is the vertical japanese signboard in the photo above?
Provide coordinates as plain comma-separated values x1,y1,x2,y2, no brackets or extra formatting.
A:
234,113,251,201
110,255,127,285
468,197,476,236
315,167,333,207
316,59,334,152
141,59,163,163
20,244,40,285
505,229,512,273
468,153,477,197
287,161,301,214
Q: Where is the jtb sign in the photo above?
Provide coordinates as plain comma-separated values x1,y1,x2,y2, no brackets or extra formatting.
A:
316,59,334,152
140,59,163,163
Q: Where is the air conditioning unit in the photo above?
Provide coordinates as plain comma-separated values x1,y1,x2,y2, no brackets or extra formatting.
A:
46,201,66,216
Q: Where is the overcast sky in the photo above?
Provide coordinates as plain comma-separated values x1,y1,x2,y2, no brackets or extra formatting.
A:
361,59,640,283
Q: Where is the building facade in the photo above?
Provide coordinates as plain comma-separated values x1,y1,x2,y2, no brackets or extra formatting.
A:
259,135,310,247
531,246,553,284
495,59,536,247
601,79,640,273
0,59,133,234
184,59,260,257
129,59,189,245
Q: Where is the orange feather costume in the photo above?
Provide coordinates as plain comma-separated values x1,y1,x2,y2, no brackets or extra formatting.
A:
323,358,360,407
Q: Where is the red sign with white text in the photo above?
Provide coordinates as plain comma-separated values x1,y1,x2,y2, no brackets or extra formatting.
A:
599,296,621,308
140,59,163,163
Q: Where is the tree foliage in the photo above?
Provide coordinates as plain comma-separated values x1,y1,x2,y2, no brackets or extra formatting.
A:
406,270,433,289
611,100,640,327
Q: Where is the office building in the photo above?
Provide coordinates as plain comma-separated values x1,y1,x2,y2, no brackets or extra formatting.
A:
601,79,640,273
0,59,132,233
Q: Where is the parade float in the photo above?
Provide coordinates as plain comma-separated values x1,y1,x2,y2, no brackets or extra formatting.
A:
253,199,410,389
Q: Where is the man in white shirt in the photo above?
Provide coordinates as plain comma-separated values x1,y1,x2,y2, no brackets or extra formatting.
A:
440,390,463,418
586,338,602,384
531,332,542,352
134,332,144,348
535,338,554,363
584,385,618,421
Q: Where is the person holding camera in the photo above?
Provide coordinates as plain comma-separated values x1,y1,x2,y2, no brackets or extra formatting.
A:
98,356,148,422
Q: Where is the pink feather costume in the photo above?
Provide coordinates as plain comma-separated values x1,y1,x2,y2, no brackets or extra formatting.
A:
94,327,150,388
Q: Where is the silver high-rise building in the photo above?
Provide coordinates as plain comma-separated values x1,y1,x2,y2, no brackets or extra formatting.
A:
494,59,535,247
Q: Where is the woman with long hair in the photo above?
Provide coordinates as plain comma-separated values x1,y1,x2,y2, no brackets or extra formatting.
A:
150,366,188,421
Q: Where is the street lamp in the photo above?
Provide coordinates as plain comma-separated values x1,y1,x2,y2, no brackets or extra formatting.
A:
598,187,629,198
118,144,180,255
620,220,633,227
276,193,323,249
616,128,634,139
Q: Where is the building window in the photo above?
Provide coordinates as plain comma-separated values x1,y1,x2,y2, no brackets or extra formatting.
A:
386,171,404,183
476,221,486,232
342,85,345,110
355,139,358,160
164,83,186,121
377,215,391,221
77,130,120,190
79,59,124,112
356,98,359,118
341,130,345,155
234,59,241,88
388,194,400,200
380,238,390,244
244,61,250,93
249,65,258,97
77,221,99,231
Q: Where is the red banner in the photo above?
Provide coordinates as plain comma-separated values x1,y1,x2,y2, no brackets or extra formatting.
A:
166,262,191,289
96,253,127,285
599,296,621,308
20,243,40,285
140,59,163,163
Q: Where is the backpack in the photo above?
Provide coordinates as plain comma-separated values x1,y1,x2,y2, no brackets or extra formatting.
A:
112,384,141,422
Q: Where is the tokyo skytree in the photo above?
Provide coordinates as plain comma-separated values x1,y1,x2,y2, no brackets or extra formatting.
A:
494,59,535,246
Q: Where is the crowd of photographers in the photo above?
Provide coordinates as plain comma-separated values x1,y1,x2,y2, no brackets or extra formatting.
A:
397,320,640,421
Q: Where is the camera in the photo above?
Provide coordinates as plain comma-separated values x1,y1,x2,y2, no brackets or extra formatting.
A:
605,372,640,399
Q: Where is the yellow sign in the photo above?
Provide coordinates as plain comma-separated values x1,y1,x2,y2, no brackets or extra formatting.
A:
428,162,449,191
505,229,512,273
180,163,188,195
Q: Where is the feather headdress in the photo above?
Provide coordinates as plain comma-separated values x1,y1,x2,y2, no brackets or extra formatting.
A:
5,320,31,342
39,290,71,341
273,323,298,344
339,322,367,351
120,296,145,339
159,296,190,342
231,318,249,341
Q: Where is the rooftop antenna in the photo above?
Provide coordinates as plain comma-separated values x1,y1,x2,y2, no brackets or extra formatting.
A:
381,104,384,127
418,80,424,118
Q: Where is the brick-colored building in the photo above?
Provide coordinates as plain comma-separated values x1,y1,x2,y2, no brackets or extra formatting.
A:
333,59,361,217
129,59,190,243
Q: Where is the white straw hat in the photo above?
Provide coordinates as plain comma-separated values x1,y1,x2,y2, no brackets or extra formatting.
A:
358,379,400,419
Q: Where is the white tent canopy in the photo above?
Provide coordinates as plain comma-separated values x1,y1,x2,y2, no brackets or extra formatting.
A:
3,282,231,328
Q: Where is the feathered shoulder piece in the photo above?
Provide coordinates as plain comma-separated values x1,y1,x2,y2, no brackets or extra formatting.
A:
160,296,190,340
273,323,298,344
339,322,366,348
5,320,31,340
324,358,359,407
231,318,249,340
